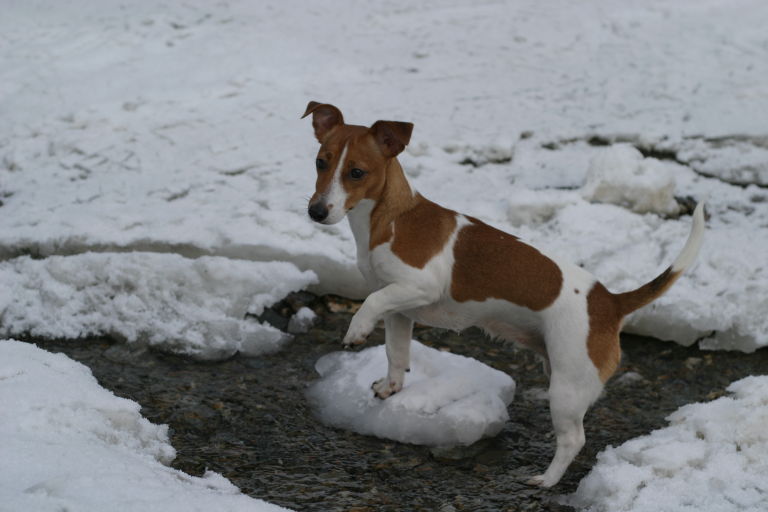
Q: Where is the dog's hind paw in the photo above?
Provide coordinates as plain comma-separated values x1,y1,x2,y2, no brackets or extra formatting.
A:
525,474,557,488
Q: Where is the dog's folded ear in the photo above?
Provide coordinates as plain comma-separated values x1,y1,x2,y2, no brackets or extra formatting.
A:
302,101,344,142
370,120,414,158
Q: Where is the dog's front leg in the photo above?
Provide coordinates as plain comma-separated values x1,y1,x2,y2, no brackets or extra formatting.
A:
372,313,413,399
342,283,433,348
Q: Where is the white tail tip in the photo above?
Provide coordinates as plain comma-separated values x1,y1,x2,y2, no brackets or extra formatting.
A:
672,202,705,273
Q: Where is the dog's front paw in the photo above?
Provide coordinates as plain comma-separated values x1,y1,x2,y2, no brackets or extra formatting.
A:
371,376,403,399
341,318,373,348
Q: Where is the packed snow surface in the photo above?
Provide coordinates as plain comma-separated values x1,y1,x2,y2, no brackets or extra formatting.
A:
307,341,516,447
0,339,291,512
569,376,768,512
2,0,767,351
0,254,317,359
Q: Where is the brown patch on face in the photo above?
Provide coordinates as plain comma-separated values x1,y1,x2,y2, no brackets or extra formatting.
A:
310,125,381,206
451,218,563,311
340,133,390,210
310,124,421,249
388,196,458,268
586,282,622,382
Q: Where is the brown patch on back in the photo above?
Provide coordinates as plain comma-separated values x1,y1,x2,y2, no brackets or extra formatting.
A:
586,282,622,382
389,196,457,268
451,218,563,311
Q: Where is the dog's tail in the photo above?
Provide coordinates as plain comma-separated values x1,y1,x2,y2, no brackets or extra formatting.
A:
614,202,705,316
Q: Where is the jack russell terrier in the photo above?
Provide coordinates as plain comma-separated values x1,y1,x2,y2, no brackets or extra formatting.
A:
302,101,705,488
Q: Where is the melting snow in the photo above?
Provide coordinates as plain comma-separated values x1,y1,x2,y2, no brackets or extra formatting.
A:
0,254,317,360
0,339,291,512
569,376,768,512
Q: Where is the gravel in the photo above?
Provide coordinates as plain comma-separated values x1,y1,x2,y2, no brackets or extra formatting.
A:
27,292,768,511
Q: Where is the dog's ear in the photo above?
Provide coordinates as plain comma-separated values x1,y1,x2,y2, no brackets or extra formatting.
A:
302,101,344,143
370,120,414,158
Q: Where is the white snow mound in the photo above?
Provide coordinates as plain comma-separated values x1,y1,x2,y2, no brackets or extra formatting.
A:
0,253,317,360
581,145,680,216
569,375,768,512
307,341,516,447
0,339,291,512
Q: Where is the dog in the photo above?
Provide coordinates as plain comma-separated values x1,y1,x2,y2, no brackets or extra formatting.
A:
302,101,705,487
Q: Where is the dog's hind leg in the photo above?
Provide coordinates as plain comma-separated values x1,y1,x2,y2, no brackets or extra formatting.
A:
527,298,605,488
527,373,595,487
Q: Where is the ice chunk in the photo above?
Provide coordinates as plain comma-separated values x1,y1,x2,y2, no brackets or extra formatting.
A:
0,253,317,360
581,145,680,216
0,339,291,512
307,341,516,447
568,375,768,512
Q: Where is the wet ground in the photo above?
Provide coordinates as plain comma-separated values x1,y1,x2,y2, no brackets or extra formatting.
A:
30,293,768,511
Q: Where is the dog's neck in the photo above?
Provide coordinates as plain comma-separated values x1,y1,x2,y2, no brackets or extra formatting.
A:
347,158,416,251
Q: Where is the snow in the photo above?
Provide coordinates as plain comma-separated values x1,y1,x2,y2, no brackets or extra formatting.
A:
581,145,679,216
568,376,768,512
306,341,516,447
0,253,317,360
0,339,291,512
287,306,317,334
2,0,767,351
0,0,766,508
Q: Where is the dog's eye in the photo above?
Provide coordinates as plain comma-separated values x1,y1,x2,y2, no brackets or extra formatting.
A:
316,158,328,171
349,168,366,180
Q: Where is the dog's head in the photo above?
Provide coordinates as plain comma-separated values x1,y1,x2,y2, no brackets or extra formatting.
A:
302,101,413,224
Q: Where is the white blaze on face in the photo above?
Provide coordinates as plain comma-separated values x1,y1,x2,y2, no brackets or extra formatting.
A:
322,143,350,224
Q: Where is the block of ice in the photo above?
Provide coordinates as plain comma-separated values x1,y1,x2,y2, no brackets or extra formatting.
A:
307,341,515,447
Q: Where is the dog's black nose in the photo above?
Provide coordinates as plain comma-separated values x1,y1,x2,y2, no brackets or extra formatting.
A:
308,202,329,222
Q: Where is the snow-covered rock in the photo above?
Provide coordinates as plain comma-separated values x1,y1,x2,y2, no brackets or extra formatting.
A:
0,339,291,512
306,341,516,447
0,254,317,360
569,375,768,512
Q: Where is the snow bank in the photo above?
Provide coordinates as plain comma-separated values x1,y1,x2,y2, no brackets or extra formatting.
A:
569,376,768,512
306,341,516,447
0,339,291,512
0,253,317,359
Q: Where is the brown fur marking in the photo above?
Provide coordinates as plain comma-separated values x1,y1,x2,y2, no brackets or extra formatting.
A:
615,266,682,316
451,218,563,311
586,282,622,382
389,196,457,268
